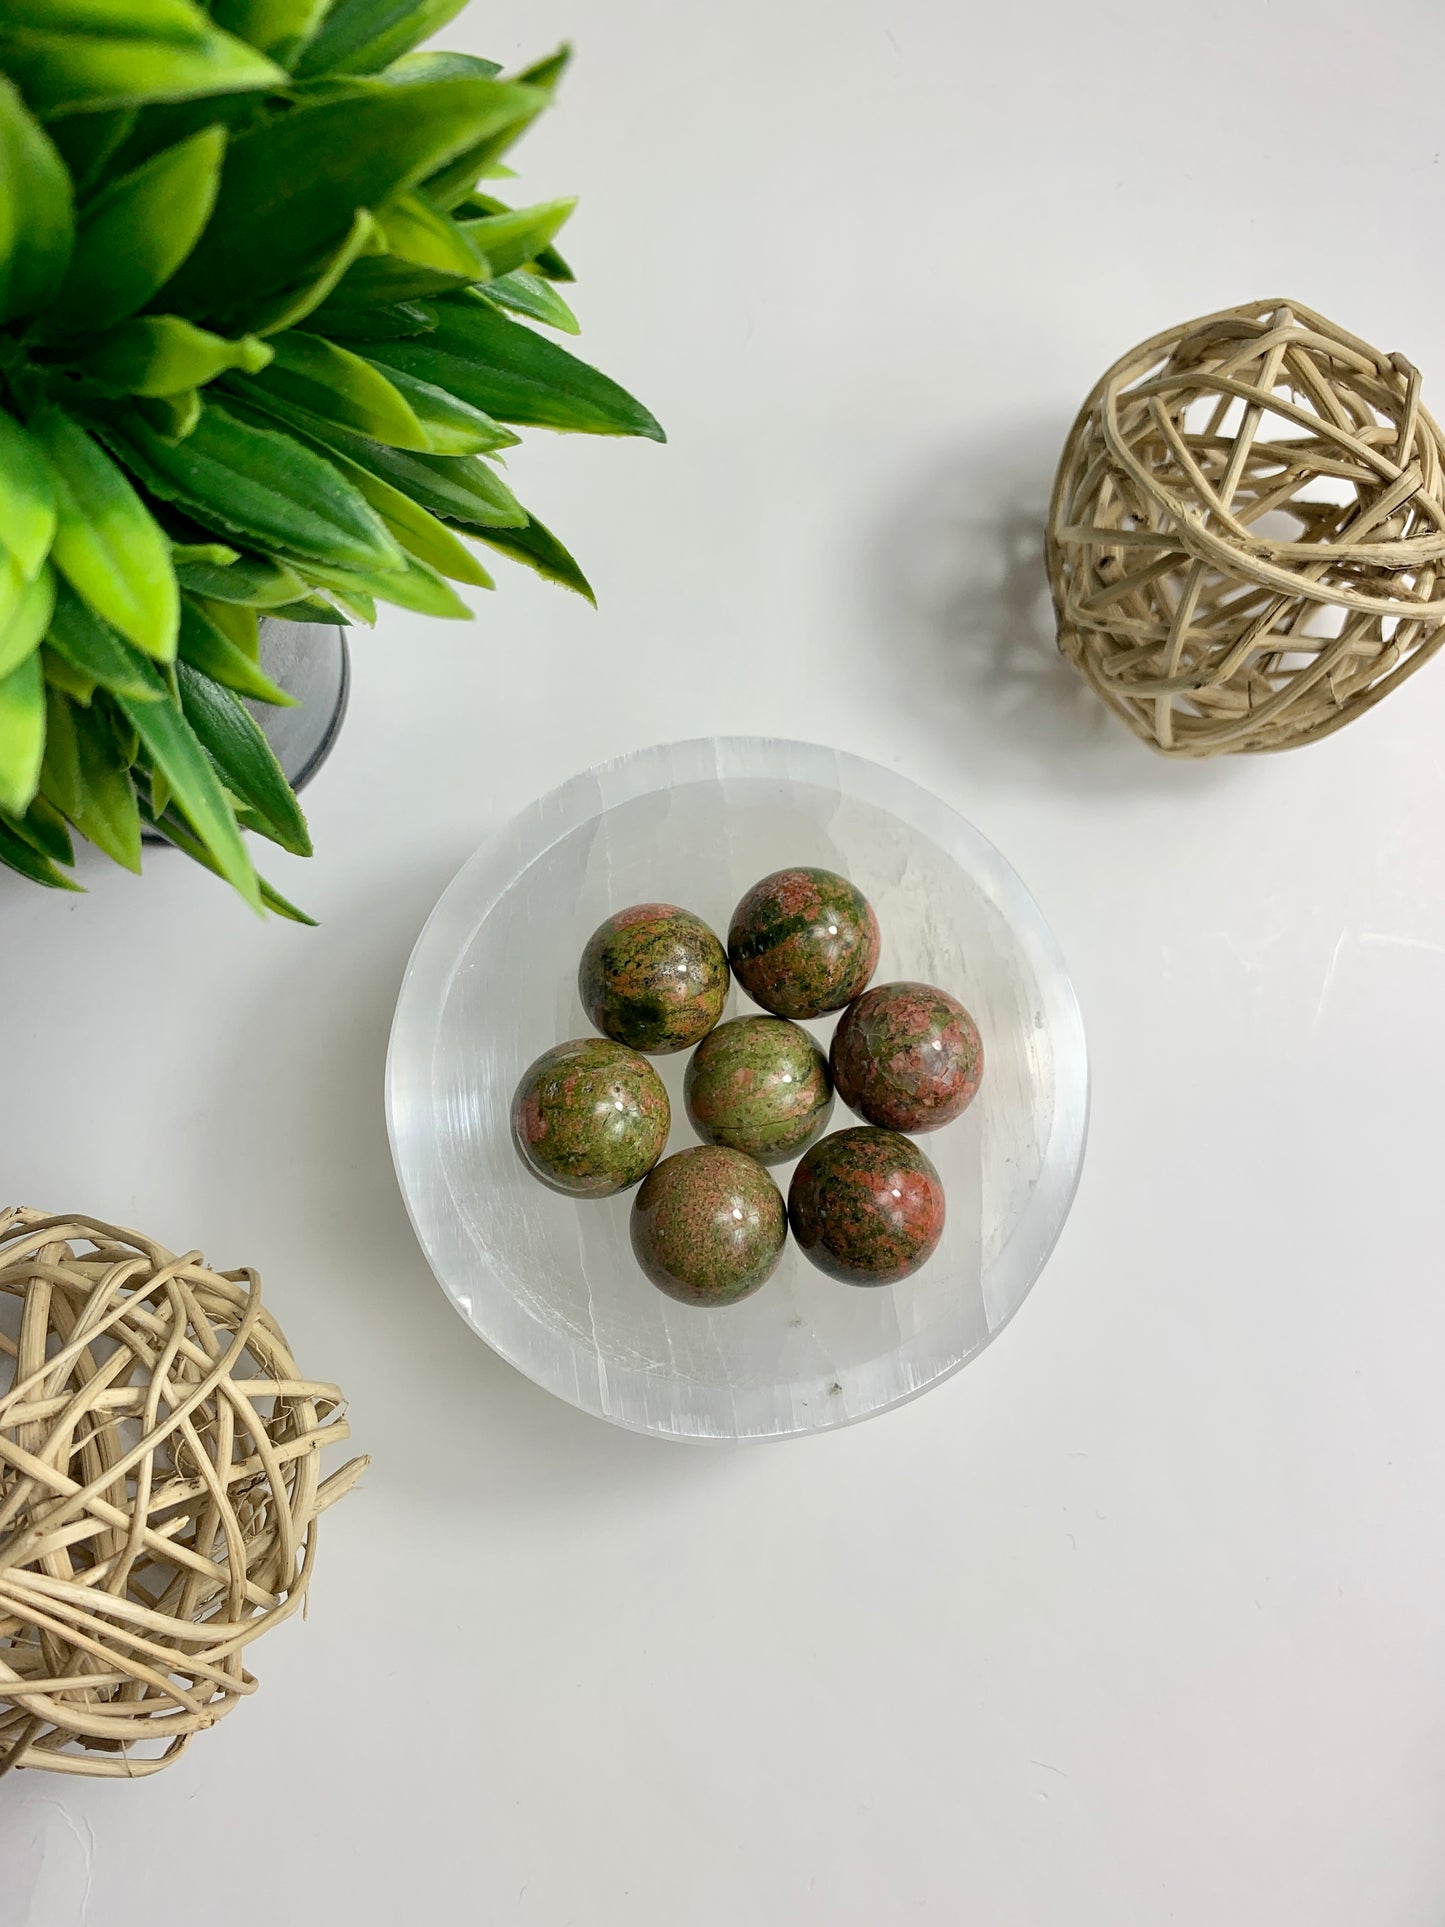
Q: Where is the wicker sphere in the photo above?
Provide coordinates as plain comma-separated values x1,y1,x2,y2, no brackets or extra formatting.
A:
1047,298,1445,755
0,1209,365,1780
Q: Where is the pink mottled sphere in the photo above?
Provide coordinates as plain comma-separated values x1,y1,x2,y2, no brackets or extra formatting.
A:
830,981,983,1132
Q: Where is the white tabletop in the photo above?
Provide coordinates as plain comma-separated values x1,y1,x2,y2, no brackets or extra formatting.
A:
6,1,1445,1920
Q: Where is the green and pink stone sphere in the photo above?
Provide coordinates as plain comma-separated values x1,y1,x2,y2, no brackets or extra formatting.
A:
631,1147,787,1305
727,867,880,1018
831,981,983,1133
788,1127,946,1285
510,864,984,1301
511,1038,670,1198
685,1016,833,1164
579,903,729,1054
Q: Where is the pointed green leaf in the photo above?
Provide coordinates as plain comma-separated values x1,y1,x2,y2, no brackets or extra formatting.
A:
246,206,383,338
45,126,225,336
175,552,305,607
179,598,293,703
80,314,273,396
0,414,58,580
382,51,500,83
321,191,486,306
194,594,257,655
0,76,73,324
46,105,137,194
176,659,309,852
0,563,56,680
142,796,313,920
294,0,468,78
45,579,169,702
475,512,594,603
161,77,546,330
40,685,84,814
30,405,179,659
481,266,578,335
456,197,574,280
243,329,431,449
0,23,285,118
0,651,47,815
368,297,665,439
267,596,349,625
0,812,80,890
356,360,518,454
459,194,572,279
1,792,73,867
209,0,332,63
313,297,437,340
418,62,566,213
66,701,142,870
99,398,404,571
40,644,96,705
114,679,259,907
4,0,222,32
302,552,471,618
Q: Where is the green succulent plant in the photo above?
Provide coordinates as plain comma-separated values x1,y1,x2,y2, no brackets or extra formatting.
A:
0,0,662,917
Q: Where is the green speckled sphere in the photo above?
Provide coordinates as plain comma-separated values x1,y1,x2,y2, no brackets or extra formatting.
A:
727,867,880,1019
788,1127,945,1285
630,1147,787,1306
831,981,984,1132
579,903,729,1054
684,1016,833,1165
512,1038,670,1198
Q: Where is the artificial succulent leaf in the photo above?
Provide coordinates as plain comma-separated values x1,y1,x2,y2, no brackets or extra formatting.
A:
100,398,404,571
455,196,574,280
265,595,349,624
0,414,58,581
0,651,47,816
178,596,292,702
301,551,471,618
473,512,594,603
141,799,314,921
367,297,664,439
79,314,273,395
174,552,306,607
44,579,169,702
176,658,309,852
4,0,220,32
244,206,381,338
1,791,73,866
158,77,545,328
29,404,180,659
42,125,225,336
113,676,260,908
209,0,334,63
0,22,286,118
241,328,431,449
0,76,74,324
319,191,487,306
312,297,437,340
0,814,80,889
381,50,500,83
355,359,517,454
0,563,57,681
39,644,94,705
67,700,142,870
479,266,578,334
293,0,468,78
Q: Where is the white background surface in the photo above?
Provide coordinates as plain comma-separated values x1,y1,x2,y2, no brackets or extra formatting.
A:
4,0,1445,1920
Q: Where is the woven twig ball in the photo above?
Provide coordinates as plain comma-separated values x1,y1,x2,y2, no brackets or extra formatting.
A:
0,1209,366,1780
1046,298,1445,755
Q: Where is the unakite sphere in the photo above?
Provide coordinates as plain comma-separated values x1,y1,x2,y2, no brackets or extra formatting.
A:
727,868,880,1019
831,981,984,1132
511,1038,670,1198
684,1016,833,1164
630,1146,787,1306
788,1127,945,1285
579,903,729,1054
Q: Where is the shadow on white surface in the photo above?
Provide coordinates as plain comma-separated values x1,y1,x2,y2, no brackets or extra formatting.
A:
870,422,1238,799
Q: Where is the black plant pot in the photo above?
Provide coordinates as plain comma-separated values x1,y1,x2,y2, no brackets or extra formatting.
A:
250,615,350,793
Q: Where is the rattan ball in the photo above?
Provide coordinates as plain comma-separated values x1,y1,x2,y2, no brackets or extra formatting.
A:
0,1209,366,1780
1047,298,1445,756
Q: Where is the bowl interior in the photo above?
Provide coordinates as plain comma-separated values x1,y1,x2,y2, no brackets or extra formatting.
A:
387,739,1087,1439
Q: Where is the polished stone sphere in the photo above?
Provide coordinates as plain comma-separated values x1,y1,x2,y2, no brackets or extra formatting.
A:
726,867,880,1018
788,1127,945,1285
511,1037,670,1197
831,981,983,1132
579,902,729,1054
684,1016,833,1164
630,1146,787,1306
